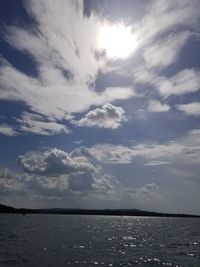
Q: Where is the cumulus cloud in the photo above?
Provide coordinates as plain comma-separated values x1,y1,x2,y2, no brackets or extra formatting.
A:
17,147,115,195
0,161,162,209
13,147,109,198
0,124,17,136
9,146,124,201
18,148,96,175
73,103,127,129
1,144,164,208
176,102,200,116
147,100,170,112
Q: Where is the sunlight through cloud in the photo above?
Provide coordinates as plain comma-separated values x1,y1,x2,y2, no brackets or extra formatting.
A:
98,22,138,59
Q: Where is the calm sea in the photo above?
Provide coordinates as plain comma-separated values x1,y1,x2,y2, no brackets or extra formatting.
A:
0,215,199,266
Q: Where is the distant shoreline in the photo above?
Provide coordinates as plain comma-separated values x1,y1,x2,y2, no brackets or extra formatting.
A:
1,203,200,218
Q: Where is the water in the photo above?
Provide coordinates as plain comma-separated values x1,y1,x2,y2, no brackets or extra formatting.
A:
0,215,200,266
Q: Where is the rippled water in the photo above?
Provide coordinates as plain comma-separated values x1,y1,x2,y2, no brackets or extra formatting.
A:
0,215,200,266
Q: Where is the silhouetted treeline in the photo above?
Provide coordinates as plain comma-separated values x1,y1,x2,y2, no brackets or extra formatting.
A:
0,203,200,218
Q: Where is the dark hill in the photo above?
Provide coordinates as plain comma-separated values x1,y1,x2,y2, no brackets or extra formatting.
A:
0,203,16,213
0,203,200,218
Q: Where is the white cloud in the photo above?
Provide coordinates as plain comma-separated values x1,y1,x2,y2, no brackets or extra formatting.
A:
13,146,123,199
1,0,200,136
136,0,200,46
123,183,162,203
18,148,96,175
0,0,134,127
6,144,162,207
0,168,24,195
133,0,200,99
90,128,200,165
17,112,70,135
143,31,191,69
0,124,17,136
176,102,200,116
134,68,200,98
147,100,170,112
73,103,127,129
70,146,98,160
0,162,163,209
156,69,200,97
145,160,170,166
90,143,181,164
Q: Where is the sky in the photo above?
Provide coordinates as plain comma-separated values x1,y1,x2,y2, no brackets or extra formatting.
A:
0,0,200,214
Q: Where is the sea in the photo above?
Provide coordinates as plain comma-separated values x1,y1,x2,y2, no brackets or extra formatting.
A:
0,215,199,266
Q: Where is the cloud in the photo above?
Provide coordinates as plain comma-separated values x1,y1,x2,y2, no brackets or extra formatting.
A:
0,161,163,210
176,102,200,116
1,0,200,137
18,148,96,175
11,146,123,201
100,142,169,165
156,69,200,97
143,31,191,69
0,124,17,136
123,183,162,203
73,103,127,129
136,0,200,46
145,160,170,166
2,144,162,207
15,147,114,197
17,112,70,135
0,168,24,196
90,128,200,165
70,146,98,160
147,100,170,112
132,0,200,100
0,0,134,129
135,68,200,98
0,152,162,209
17,146,116,195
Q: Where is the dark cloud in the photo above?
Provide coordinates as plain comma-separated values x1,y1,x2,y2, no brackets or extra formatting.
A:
18,148,96,175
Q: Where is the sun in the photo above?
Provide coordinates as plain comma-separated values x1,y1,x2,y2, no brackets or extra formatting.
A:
98,22,138,59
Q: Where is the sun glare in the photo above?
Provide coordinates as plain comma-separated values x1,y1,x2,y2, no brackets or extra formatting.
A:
98,23,138,59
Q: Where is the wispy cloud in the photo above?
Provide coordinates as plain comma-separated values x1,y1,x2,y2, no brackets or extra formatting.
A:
176,102,200,116
147,100,170,112
0,0,135,133
0,124,17,136
17,112,70,135
90,128,200,165
1,0,200,136
135,68,200,98
136,0,200,45
143,31,192,70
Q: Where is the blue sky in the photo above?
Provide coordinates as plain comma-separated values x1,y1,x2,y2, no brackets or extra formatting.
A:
0,0,200,214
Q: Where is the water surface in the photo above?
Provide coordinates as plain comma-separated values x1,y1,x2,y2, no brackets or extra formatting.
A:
0,215,200,266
